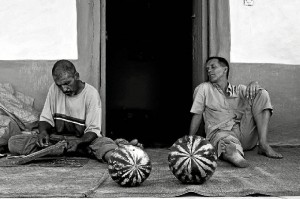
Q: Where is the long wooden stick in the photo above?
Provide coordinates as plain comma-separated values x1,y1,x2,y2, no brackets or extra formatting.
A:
0,141,67,167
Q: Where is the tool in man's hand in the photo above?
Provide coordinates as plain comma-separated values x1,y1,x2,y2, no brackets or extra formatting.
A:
0,141,67,167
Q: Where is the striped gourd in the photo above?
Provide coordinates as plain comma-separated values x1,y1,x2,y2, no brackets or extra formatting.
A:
168,135,217,184
108,145,152,187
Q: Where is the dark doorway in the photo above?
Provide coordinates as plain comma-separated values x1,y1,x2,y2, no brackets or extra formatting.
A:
106,0,193,147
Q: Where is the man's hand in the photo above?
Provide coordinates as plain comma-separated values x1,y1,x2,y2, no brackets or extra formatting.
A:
104,150,114,162
246,81,261,100
66,139,81,152
115,138,144,149
129,139,143,149
36,131,50,148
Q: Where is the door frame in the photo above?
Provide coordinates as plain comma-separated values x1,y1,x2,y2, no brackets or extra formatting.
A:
100,0,107,136
192,0,207,88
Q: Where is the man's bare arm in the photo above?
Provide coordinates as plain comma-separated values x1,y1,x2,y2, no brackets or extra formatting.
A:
67,131,98,152
78,131,98,144
189,113,203,136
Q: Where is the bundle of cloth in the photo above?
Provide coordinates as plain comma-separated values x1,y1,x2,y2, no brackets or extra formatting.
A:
0,83,39,149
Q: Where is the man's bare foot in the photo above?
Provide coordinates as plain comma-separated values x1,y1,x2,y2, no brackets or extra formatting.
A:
222,142,249,168
257,144,283,159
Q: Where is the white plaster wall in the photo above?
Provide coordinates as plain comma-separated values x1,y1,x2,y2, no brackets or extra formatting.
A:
230,0,300,64
0,0,77,60
0,0,100,111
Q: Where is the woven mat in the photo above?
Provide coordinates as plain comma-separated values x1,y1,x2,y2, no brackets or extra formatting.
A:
0,159,108,198
0,147,299,197
0,155,89,167
92,146,300,197
27,156,90,167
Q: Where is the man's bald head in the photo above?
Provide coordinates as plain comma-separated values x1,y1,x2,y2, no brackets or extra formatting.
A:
52,60,77,79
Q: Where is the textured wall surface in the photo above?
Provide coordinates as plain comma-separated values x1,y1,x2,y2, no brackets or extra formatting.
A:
230,63,300,137
229,0,300,139
0,0,100,111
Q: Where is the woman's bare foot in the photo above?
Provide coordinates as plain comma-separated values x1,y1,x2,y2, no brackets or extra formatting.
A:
222,142,249,168
257,144,283,159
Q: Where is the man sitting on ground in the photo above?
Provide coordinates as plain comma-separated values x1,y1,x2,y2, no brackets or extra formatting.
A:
189,57,283,168
7,59,141,162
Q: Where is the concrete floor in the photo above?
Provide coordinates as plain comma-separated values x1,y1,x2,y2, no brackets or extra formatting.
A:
269,129,300,146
